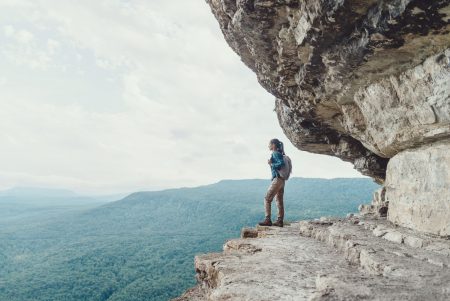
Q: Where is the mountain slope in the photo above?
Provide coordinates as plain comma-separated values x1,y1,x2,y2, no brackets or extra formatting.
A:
0,187,121,229
0,178,379,301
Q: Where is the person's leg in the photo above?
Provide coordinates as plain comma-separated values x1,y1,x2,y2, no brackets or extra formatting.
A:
259,178,283,226
276,179,285,220
273,179,285,227
264,178,282,218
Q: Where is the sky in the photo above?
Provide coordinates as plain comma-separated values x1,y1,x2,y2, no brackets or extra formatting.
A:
0,0,366,195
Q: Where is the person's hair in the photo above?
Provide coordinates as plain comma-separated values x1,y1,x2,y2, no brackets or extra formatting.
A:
270,138,285,155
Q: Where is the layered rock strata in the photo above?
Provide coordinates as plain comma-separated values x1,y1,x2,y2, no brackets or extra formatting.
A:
385,140,450,236
206,0,450,183
359,186,388,217
175,216,450,300
206,0,450,235
173,2,450,299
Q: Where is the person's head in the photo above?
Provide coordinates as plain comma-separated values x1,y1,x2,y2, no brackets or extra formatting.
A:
268,138,285,155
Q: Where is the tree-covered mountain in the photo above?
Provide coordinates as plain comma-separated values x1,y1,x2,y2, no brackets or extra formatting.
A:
0,178,379,301
0,187,122,229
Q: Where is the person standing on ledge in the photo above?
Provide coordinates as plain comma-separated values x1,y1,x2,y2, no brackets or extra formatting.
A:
259,138,286,227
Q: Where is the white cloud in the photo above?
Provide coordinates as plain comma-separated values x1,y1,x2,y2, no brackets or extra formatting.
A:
47,38,60,54
0,0,365,194
15,28,34,43
3,25,14,36
3,25,34,44
1,23,51,69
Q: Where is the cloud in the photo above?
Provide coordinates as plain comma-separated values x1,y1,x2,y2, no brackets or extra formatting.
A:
3,25,14,37
1,23,51,69
0,0,365,194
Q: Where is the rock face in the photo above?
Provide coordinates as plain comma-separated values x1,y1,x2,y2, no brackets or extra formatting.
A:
174,2,450,299
174,217,450,300
385,140,450,236
206,0,450,235
359,186,388,217
206,0,450,183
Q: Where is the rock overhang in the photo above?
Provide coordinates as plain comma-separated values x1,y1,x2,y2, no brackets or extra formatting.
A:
206,0,450,183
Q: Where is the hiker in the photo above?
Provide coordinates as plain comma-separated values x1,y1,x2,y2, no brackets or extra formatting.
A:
258,138,288,227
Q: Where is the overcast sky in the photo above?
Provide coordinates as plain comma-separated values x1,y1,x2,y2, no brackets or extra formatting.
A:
0,0,366,195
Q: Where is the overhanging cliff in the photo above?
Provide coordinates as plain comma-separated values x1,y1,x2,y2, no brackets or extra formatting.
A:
206,0,450,236
173,2,450,299
206,0,450,184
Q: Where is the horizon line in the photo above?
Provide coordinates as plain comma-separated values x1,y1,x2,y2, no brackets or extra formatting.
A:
0,176,373,197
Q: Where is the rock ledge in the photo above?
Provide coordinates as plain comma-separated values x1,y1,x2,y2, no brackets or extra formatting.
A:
174,215,450,300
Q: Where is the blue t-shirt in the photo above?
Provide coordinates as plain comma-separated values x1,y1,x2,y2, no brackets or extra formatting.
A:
270,151,285,180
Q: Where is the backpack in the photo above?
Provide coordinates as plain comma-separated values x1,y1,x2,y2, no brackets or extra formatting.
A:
278,155,292,180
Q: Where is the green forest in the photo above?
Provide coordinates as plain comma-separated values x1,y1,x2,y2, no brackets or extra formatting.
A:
0,178,379,301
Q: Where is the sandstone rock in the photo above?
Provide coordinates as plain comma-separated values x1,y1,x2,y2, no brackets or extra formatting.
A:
172,286,207,301
359,186,389,217
404,235,426,249
310,275,372,301
190,1,450,299
224,239,262,254
206,0,450,182
386,140,450,236
176,217,450,300
372,225,388,237
240,227,258,238
383,230,404,244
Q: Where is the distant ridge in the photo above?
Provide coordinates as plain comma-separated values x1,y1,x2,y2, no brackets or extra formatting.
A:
0,177,378,301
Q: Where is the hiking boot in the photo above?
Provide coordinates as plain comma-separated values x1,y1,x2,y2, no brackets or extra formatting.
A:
273,219,283,227
258,217,272,226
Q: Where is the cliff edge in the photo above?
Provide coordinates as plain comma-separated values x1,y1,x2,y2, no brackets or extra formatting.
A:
203,0,450,237
173,192,450,301
174,1,450,299
174,213,450,300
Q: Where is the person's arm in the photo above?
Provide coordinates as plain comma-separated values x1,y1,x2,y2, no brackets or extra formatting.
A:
271,152,285,170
